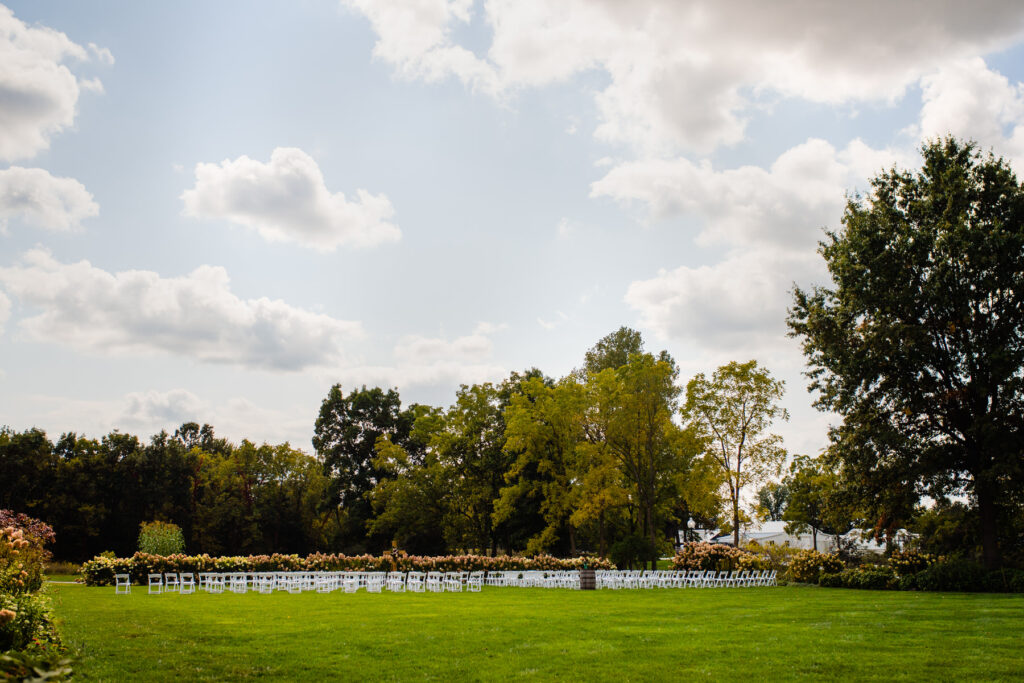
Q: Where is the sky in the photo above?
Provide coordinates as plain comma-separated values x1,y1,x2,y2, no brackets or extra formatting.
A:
2,1,1024,456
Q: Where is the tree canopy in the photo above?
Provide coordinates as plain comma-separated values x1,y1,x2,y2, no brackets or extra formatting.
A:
788,137,1024,568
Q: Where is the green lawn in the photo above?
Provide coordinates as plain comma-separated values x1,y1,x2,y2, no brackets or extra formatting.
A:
46,584,1024,681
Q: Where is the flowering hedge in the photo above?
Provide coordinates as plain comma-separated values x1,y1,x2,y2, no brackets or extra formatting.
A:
81,550,614,585
671,542,751,571
787,549,844,583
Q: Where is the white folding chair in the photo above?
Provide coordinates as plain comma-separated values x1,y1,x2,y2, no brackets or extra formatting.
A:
467,571,484,592
426,572,445,592
163,572,179,592
179,572,195,594
407,571,425,592
148,573,163,595
386,572,407,592
115,573,132,595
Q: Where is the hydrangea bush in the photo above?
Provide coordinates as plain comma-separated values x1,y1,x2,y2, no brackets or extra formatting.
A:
0,512,64,656
786,549,844,583
671,542,750,571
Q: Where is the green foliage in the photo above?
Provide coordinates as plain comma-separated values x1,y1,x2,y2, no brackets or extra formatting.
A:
313,384,415,552
0,650,74,682
137,521,185,556
833,567,896,590
608,534,658,569
782,456,853,545
755,482,789,522
741,542,802,572
888,549,936,577
682,360,788,547
787,550,844,583
0,592,61,652
913,559,990,592
788,138,1024,568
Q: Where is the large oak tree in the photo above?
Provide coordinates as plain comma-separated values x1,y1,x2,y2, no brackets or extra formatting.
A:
788,138,1024,568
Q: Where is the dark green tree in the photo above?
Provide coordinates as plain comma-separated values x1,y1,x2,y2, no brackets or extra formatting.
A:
788,138,1024,568
756,481,790,522
783,455,854,551
312,385,415,552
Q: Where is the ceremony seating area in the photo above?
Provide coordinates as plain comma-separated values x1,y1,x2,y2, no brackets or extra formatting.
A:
123,568,775,595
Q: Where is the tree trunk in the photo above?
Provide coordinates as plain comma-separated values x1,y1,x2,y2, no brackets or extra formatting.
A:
648,503,657,570
812,527,817,552
732,495,740,548
976,477,1001,569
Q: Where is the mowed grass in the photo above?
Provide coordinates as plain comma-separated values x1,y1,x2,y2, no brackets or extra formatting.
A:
47,583,1024,681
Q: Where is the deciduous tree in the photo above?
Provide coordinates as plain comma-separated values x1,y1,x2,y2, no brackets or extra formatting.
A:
788,138,1024,568
681,360,788,547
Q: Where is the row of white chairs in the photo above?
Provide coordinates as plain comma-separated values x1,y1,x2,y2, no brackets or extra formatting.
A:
596,569,777,589
484,570,581,589
116,568,777,594
123,571,486,595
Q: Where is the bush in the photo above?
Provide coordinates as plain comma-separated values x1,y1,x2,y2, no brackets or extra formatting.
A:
671,542,749,571
0,650,73,682
817,567,895,590
984,568,1024,593
137,521,185,556
0,513,55,594
845,567,896,590
819,572,843,588
913,559,988,592
888,549,936,577
787,550,844,584
0,592,61,652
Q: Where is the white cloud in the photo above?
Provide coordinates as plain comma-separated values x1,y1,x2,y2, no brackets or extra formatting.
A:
626,248,824,353
0,5,109,161
918,57,1024,170
592,138,908,252
0,249,364,371
0,166,98,231
0,289,9,335
346,322,507,389
122,389,206,427
181,147,401,251
117,389,312,446
343,0,501,94
346,0,1024,154
537,311,568,331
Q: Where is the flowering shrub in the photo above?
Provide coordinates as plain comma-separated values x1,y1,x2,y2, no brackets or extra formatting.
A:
671,542,750,571
787,550,844,583
742,542,803,572
0,511,55,594
888,549,936,577
81,551,615,585
0,511,64,658
137,521,185,556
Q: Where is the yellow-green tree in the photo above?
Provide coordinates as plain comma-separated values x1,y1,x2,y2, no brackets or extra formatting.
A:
682,360,788,547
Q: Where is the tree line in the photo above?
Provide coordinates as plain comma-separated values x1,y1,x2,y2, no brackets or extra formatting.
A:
0,329,791,566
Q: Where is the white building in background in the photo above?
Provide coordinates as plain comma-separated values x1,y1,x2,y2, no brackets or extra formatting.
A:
679,521,897,554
